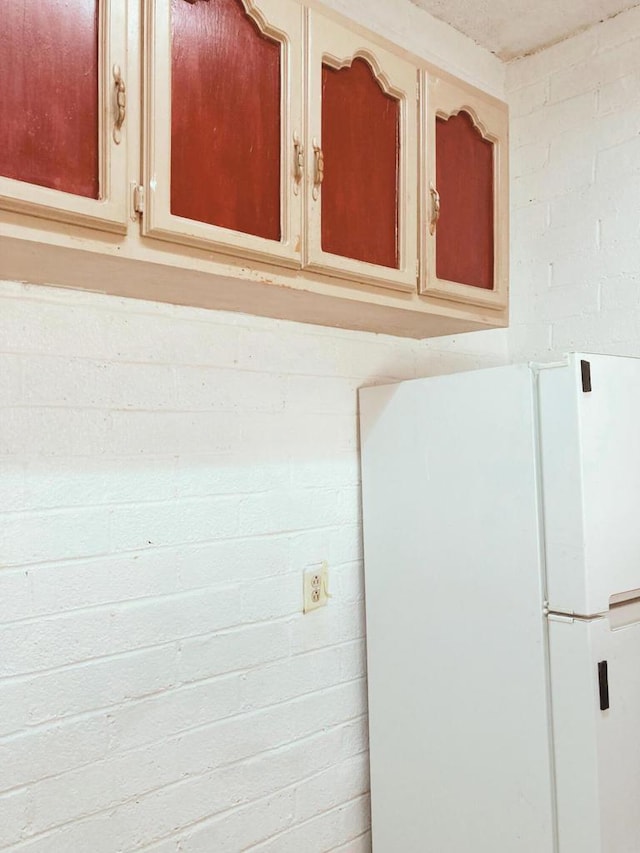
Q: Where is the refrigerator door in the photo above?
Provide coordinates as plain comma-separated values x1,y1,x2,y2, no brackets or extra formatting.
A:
549,614,640,852
538,354,640,615
360,365,555,852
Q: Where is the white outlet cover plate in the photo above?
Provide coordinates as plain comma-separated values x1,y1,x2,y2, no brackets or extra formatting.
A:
303,563,329,613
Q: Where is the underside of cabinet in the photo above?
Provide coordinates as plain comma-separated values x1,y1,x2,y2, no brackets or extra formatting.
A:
0,224,505,339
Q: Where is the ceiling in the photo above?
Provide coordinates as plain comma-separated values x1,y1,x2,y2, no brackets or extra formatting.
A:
409,0,640,59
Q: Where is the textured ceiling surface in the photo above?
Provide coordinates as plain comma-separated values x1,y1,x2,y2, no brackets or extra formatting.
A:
409,0,640,59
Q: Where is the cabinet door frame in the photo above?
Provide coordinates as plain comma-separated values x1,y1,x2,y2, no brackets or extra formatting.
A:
420,72,509,309
305,10,418,293
0,0,129,233
143,0,304,269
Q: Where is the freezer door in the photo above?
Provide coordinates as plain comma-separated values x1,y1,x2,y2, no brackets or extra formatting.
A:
539,354,640,615
360,365,555,852
549,615,640,852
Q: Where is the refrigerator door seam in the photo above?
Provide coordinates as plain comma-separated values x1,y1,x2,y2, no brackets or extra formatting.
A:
531,365,561,853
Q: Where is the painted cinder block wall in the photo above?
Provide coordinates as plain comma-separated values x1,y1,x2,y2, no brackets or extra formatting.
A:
507,4,640,361
0,284,505,853
0,4,507,851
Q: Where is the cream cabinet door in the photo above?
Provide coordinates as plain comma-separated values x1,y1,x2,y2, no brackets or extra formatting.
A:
0,1,129,233
421,72,509,309
305,10,419,292
143,0,304,269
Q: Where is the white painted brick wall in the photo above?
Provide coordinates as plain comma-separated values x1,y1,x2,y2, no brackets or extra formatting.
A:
507,5,640,361
0,278,506,851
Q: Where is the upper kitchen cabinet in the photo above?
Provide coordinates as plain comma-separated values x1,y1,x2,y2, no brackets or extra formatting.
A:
305,11,418,292
0,0,129,232
144,0,304,267
0,0,509,339
421,72,508,309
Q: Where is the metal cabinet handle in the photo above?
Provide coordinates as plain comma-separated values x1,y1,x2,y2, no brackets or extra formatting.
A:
293,132,304,195
113,64,126,145
313,138,324,201
429,183,440,235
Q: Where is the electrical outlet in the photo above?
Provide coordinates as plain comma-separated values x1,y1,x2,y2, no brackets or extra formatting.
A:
303,562,331,613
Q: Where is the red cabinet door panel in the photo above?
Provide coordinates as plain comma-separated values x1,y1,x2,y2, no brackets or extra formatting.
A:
171,0,281,242
321,58,399,270
435,110,494,290
0,0,99,199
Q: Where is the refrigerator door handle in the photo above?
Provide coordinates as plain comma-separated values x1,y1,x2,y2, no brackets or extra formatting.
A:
598,660,610,711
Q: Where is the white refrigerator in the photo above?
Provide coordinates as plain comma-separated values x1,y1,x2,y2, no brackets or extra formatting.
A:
359,354,640,853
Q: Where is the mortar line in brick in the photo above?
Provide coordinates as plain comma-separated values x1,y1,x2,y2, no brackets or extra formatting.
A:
0,347,416,381
0,612,302,682
177,639,364,688
238,793,372,853
128,773,370,853
1,481,361,517
0,757,369,853
0,678,217,748
0,710,369,806
0,602,366,685
0,521,350,574
0,613,304,689
0,717,369,846
288,635,365,659
103,678,367,759
0,490,258,518
0,523,355,574
0,639,182,685
0,649,364,747
327,829,372,853
0,581,240,631
240,793,372,853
